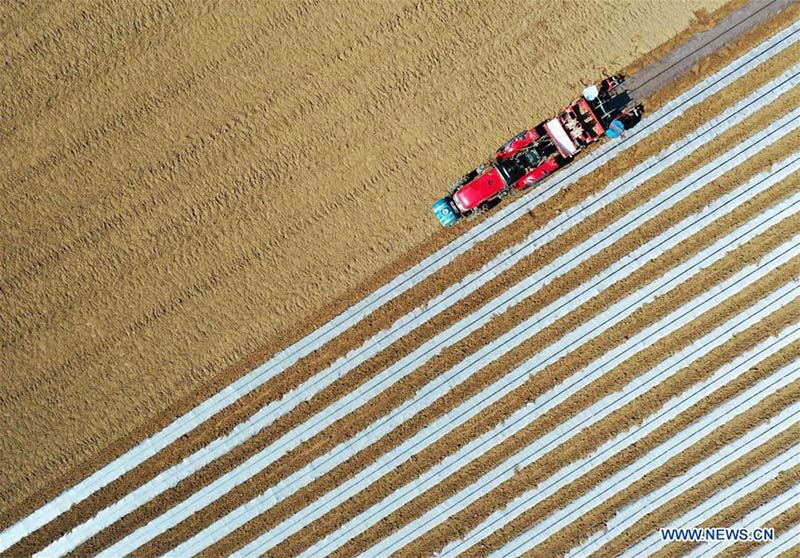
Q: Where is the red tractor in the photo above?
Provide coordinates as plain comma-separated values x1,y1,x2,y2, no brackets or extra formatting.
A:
433,75,643,226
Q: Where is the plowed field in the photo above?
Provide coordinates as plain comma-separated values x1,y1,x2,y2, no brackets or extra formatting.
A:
4,1,800,557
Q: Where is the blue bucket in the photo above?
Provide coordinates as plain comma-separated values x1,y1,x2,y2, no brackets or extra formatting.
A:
605,119,625,139
432,198,459,227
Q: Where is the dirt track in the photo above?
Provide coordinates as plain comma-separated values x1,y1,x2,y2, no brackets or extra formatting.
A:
4,1,800,557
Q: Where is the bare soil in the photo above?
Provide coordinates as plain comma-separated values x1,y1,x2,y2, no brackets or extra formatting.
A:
658,460,800,558
0,0,729,522
9,8,791,544
5,1,800,556
73,85,800,558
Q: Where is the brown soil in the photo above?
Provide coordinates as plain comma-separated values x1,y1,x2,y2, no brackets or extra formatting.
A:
92,89,800,557
9,49,800,556
10,17,799,555
658,462,800,558
0,0,731,515
4,1,800,556
0,1,785,538
596,430,800,556
778,543,800,558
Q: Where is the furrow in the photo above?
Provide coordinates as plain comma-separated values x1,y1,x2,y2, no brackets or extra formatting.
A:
0,0,208,139
176,148,800,558
0,8,791,548
0,0,327,146
0,1,477,335
360,255,794,553
99,115,800,558
4,0,460,191
1,0,478,275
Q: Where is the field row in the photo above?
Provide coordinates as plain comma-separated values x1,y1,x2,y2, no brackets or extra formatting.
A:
2,14,800,558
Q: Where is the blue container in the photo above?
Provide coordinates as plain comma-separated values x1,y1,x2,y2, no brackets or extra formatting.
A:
432,198,459,227
605,119,625,139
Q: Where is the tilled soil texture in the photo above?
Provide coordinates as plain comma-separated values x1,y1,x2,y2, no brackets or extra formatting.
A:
203,88,800,558
34,52,800,558
55,46,800,558
0,0,732,511
10,3,800,558
9,29,797,556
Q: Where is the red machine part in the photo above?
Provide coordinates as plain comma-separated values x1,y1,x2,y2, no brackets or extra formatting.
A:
452,167,507,211
495,129,539,160
513,158,560,190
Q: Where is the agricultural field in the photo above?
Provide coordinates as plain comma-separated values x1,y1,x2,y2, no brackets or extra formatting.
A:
3,0,800,557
